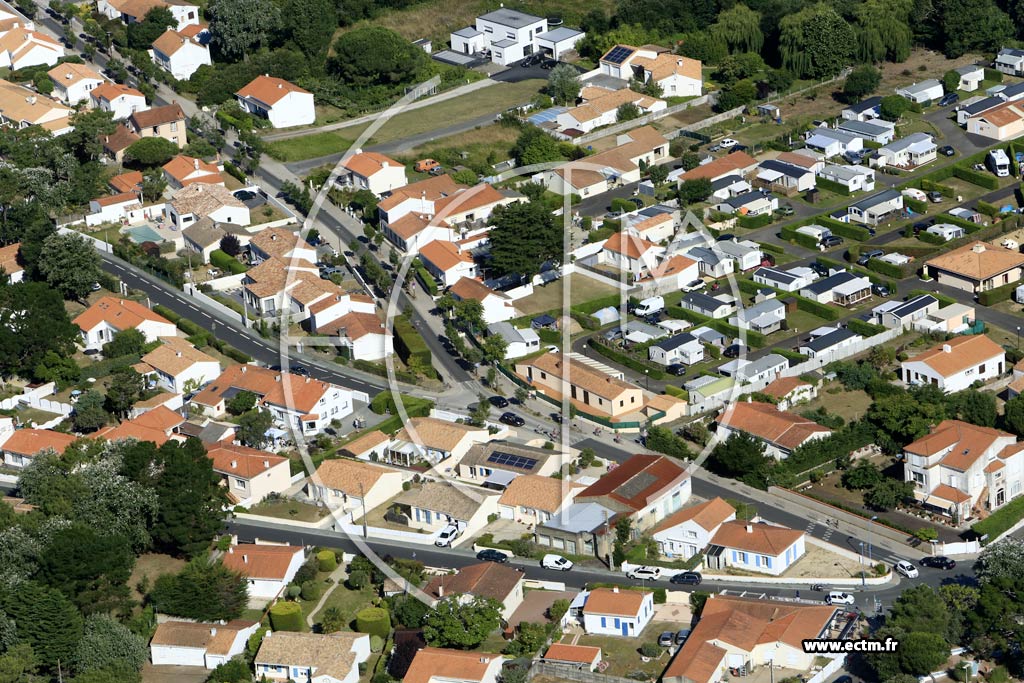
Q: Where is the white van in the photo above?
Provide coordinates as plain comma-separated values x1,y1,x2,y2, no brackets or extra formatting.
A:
987,149,1010,177
633,296,665,317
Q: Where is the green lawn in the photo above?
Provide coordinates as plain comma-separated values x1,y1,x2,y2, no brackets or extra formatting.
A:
248,499,330,524
267,132,356,163
316,584,378,631
783,309,831,335
576,622,675,678
513,275,620,316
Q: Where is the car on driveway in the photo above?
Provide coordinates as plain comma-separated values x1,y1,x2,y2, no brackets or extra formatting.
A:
826,591,856,605
822,235,844,248
939,145,955,157
666,364,687,376
723,343,744,358
670,571,702,585
682,279,706,292
871,283,891,297
541,554,573,571
626,566,661,580
489,395,509,408
675,629,692,645
658,631,676,647
477,549,509,563
499,412,525,427
809,262,829,277
920,556,956,570
857,249,884,266
435,523,461,547
719,138,739,148
777,205,795,216
894,560,919,578
939,92,960,107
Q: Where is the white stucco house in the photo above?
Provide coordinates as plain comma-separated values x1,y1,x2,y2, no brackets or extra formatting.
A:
151,28,212,80
137,336,221,394
651,496,736,559
581,588,654,637
705,521,806,576
90,82,148,120
221,543,305,599
449,9,583,66
47,61,103,105
338,150,408,197
72,296,177,351
900,334,1005,393
255,632,371,683
236,75,315,129
487,321,541,359
150,620,260,669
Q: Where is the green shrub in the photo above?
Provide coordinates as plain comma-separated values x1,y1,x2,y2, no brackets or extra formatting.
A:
413,259,439,296
664,385,688,399
973,494,1024,541
355,607,391,638
847,319,886,337
639,642,661,657
814,176,852,196
224,161,246,183
300,580,322,601
866,258,913,280
317,550,337,572
370,635,385,652
823,220,871,242
571,294,622,316
792,294,840,322
393,316,432,371
269,601,303,631
737,212,773,229
780,225,821,250
757,241,784,255
953,164,998,189
903,197,927,214
80,353,141,380
210,249,248,275
353,359,420,384
588,340,665,380
978,280,1018,306
916,230,945,245
222,346,253,363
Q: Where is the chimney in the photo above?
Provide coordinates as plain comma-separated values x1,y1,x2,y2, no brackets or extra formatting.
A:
275,375,281,382
278,83,283,89
942,343,952,353
227,546,234,554
65,72,72,80
242,554,248,563
230,460,237,469
176,351,182,357
240,366,247,373
193,158,199,170
972,243,986,253
263,459,269,468
270,233,278,240
612,586,619,593
210,627,217,636
480,657,490,664
305,376,311,383
437,585,444,597
746,523,753,533
26,95,34,105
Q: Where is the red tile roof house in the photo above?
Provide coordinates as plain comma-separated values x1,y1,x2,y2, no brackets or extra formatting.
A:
705,520,806,575
716,400,832,460
581,586,654,637
150,619,260,668
72,296,177,351
255,631,372,683
89,81,148,120
189,364,355,436
404,648,505,683
0,428,76,468
338,150,408,197
86,191,142,227
163,154,224,189
207,442,290,507
222,542,305,599
423,561,525,620
542,643,602,671
235,75,315,129
650,496,737,559
419,239,477,288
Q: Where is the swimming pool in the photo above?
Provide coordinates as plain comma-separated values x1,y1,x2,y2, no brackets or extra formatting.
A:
125,225,163,243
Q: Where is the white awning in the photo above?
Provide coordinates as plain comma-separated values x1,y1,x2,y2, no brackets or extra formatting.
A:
485,470,519,488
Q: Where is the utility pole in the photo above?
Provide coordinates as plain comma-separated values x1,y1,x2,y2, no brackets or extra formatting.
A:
358,481,368,539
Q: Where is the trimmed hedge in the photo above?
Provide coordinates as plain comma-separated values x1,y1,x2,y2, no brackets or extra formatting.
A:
269,602,303,631
664,385,688,399
953,164,998,190
917,230,945,245
977,200,1001,218
353,359,422,384
589,340,666,380
757,241,784,255
413,260,438,296
936,213,984,234
317,550,338,572
973,494,1024,542
224,161,246,183
814,177,851,196
792,294,841,322
209,249,248,275
823,220,871,242
978,280,1019,306
917,178,955,197
393,316,431,370
866,257,914,280
355,607,391,638
903,197,927,214
847,318,886,337
737,213,773,229
780,225,821,250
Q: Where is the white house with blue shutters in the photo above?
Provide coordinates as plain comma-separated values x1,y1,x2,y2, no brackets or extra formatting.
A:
581,587,654,637
705,520,806,576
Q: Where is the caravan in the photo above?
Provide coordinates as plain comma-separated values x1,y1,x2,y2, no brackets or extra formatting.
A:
987,149,1010,177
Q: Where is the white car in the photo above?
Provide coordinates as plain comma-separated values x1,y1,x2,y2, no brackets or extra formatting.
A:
434,523,461,547
719,138,739,148
826,591,855,605
626,566,662,580
541,554,573,571
894,560,919,578
682,279,706,292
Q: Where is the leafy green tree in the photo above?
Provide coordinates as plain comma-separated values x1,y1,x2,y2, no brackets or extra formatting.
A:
423,596,502,649
280,0,336,58
37,524,134,614
1,581,83,668
946,389,996,427
391,595,430,629
678,152,700,171
678,32,728,64
867,388,946,451
707,432,772,489
481,335,507,365
102,329,147,359
226,390,257,416
0,610,16,652
219,234,241,257
715,78,757,111
648,164,669,185
936,0,1013,57
64,109,117,163
33,350,80,385
236,408,273,448
73,391,109,433
488,201,561,279
616,0,716,33
513,127,564,166
105,367,144,417
616,102,641,121
151,559,248,621
1004,395,1024,436
854,0,913,62
74,614,147,676
328,27,425,86
864,478,911,511
887,586,954,639
713,52,766,85
942,70,961,94
713,4,763,53
678,178,713,204
319,606,346,633
897,632,949,675
841,460,881,490
127,6,175,49
125,137,178,167
37,232,101,300
974,539,1024,582
547,64,581,105
780,3,854,79
141,169,167,203
0,644,37,682
843,65,882,102
149,438,230,557
208,0,280,60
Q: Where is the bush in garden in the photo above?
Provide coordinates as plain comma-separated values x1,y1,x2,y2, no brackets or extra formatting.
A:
355,606,391,638
317,550,338,572
269,601,303,631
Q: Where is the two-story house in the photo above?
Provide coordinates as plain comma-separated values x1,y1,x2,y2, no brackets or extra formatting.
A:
338,150,407,197
127,103,187,148
221,542,305,599
716,401,831,459
206,442,290,507
136,336,221,394
47,61,103,105
151,27,211,80
90,82,147,120
651,496,736,559
236,75,315,129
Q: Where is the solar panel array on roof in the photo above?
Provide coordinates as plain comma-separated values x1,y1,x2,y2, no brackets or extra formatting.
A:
488,451,539,470
616,471,657,500
603,46,634,65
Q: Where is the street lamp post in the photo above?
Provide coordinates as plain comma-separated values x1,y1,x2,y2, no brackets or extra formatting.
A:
644,369,649,390
358,482,368,539
868,515,877,565
859,542,866,588
1017,326,1020,350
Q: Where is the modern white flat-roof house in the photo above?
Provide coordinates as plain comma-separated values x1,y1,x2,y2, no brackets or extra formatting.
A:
450,9,583,65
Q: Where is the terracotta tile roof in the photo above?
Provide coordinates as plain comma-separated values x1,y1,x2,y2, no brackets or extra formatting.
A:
73,296,172,332
237,75,310,107
312,458,393,496
393,416,485,452
404,648,501,683
524,352,638,403
926,241,1024,281
631,52,702,82
93,191,139,207
90,82,144,105
577,454,688,511
975,99,1024,127
102,123,139,154
250,227,307,259
109,170,143,193
498,475,568,513
178,22,208,38
905,334,1003,378
651,496,736,534
710,520,803,555
129,103,185,130
632,213,673,233
386,212,437,240
93,420,171,445
603,232,660,259
317,310,388,341
0,79,72,124
396,480,488,520
637,254,697,282
255,631,367,681
450,276,508,303
544,643,601,664
48,61,102,86
152,28,201,57
904,419,1012,471
665,640,729,683
717,401,831,450
424,561,522,602
171,182,246,217
582,587,649,616
776,152,819,169
131,405,184,433
0,28,60,54
340,430,390,457
681,151,758,181
222,543,302,580
141,336,218,377
761,376,811,399
207,442,286,479
985,459,1005,473
432,183,509,219
163,154,222,185
191,364,339,414
419,240,473,272
0,242,21,277
377,174,462,213
151,620,257,653
242,256,318,299
566,88,658,124
1,429,75,456
931,483,972,503
116,0,171,20
342,151,402,178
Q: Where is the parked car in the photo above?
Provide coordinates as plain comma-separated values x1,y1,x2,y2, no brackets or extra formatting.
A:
716,233,736,241
291,365,310,377
414,158,441,173
857,249,884,266
871,283,891,297
675,629,692,645
708,143,722,153
670,571,702,585
602,327,624,342
777,205,795,216
894,560,919,578
540,59,557,69
626,566,662,580
821,235,844,248
499,412,525,427
658,631,676,647
927,191,944,203
682,279,706,292
920,556,956,570
541,554,573,571
826,591,856,605
489,395,509,408
477,549,510,563
435,523,461,547
723,343,744,358
939,145,956,157
719,138,739,148
809,262,829,277
939,92,960,107
666,364,687,376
